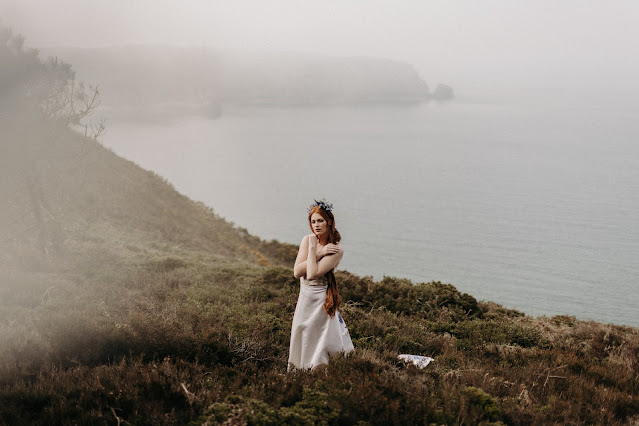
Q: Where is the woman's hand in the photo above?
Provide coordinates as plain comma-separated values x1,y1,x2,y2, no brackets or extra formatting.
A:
317,243,341,259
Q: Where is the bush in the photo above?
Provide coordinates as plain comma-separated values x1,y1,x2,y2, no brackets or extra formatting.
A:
338,272,481,321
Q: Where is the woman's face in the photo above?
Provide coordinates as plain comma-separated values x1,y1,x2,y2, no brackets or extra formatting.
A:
310,212,329,238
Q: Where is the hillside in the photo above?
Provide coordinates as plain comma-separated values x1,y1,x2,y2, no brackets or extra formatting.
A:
0,115,297,269
2,33,638,425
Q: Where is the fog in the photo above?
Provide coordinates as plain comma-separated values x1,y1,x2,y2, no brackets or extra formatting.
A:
3,0,639,94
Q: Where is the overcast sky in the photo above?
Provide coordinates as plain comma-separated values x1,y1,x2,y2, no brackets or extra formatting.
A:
2,1,639,92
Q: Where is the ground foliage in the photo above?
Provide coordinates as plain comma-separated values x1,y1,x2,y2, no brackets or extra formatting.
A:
1,29,638,426
1,242,638,425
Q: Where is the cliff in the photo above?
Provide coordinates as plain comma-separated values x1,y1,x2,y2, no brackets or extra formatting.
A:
41,46,434,113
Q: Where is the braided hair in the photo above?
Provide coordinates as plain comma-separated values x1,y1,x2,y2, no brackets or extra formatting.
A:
308,205,342,317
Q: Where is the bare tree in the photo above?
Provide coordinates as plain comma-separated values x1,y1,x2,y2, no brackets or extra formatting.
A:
1,25,104,259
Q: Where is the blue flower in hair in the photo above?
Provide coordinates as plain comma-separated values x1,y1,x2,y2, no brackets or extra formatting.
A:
307,198,334,213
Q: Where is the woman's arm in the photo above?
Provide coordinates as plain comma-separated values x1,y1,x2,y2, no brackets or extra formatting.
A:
294,236,342,278
306,235,344,280
293,235,310,278
293,245,338,276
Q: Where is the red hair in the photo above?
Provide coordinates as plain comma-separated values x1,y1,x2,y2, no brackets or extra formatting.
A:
308,206,342,317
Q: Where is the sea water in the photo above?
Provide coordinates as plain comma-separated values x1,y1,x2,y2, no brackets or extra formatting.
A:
103,90,639,327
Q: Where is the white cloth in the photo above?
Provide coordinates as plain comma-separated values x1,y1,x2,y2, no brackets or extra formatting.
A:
288,276,354,370
398,354,434,369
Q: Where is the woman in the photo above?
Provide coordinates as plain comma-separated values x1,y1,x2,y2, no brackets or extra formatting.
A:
288,199,354,371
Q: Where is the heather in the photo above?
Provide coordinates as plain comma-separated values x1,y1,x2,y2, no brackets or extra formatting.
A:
1,244,638,424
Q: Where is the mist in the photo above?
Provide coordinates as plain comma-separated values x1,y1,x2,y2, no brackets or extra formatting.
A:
3,0,639,95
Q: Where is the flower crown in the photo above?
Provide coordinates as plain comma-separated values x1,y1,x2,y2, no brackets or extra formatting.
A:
307,198,334,213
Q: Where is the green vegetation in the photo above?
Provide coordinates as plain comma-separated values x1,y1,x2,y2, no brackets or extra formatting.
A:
1,29,638,425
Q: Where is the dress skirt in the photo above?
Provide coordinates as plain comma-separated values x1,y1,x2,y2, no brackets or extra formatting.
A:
288,277,354,371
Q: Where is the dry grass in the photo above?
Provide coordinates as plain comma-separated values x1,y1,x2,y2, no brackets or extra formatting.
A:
1,245,638,425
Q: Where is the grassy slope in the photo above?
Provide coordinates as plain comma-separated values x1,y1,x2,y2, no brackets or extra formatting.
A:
1,122,638,425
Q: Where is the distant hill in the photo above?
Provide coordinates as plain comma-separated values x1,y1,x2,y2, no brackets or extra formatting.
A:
40,46,439,114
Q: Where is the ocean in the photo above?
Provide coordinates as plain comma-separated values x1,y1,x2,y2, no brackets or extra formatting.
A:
103,89,639,327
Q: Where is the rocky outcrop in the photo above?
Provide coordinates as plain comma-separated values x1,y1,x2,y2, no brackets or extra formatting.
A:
432,83,454,100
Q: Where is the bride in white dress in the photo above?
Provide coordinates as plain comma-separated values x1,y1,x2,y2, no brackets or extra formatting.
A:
288,199,354,371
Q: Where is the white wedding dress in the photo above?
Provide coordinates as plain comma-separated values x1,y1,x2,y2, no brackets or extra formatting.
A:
288,276,354,371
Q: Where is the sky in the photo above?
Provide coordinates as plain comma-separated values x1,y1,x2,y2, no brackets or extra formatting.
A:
2,0,639,92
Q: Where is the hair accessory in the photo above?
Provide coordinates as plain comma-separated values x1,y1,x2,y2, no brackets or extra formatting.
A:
307,198,334,213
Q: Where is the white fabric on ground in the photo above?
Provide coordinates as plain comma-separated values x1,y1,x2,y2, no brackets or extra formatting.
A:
398,354,434,369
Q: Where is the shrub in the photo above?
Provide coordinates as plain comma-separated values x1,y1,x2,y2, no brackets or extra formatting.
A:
338,272,481,321
462,386,503,423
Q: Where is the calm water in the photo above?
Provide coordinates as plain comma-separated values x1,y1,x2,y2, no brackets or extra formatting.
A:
103,91,639,327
